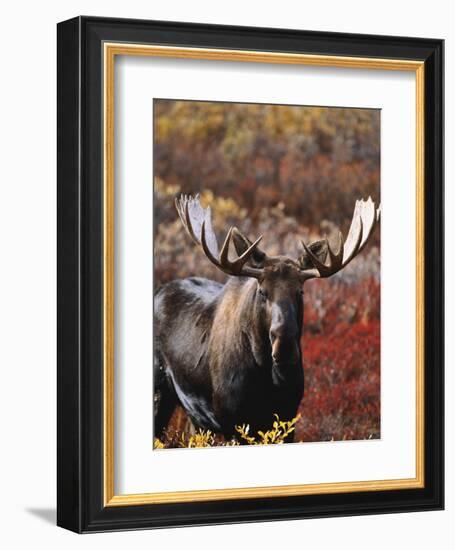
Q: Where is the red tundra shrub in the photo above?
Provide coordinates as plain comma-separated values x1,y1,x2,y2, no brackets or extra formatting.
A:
296,277,380,442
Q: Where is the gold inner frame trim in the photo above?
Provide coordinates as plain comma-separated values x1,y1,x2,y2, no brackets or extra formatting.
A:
103,42,425,507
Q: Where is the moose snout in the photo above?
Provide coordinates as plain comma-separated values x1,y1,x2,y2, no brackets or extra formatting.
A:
270,327,299,364
269,301,301,365
270,328,279,346
270,330,280,362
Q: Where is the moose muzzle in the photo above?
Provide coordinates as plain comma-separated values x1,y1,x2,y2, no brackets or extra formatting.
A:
269,301,301,368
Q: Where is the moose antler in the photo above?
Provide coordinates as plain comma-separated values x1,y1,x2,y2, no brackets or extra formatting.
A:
300,197,381,279
175,194,264,278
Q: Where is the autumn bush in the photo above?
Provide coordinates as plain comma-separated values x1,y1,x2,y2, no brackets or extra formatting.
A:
153,99,380,446
154,415,301,449
297,278,380,442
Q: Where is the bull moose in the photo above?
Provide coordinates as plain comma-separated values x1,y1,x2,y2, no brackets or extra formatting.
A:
154,194,380,442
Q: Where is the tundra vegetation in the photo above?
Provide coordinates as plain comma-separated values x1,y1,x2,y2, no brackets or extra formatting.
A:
153,100,380,448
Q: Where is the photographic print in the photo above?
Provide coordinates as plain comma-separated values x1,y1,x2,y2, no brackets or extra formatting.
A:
153,99,381,449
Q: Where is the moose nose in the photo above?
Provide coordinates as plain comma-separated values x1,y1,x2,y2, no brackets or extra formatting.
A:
270,327,285,362
270,322,300,364
270,328,279,344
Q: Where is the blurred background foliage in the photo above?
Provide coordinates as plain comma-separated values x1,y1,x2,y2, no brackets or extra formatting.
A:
154,100,380,231
154,99,380,444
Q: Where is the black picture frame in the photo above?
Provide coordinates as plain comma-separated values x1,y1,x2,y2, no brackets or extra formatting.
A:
57,16,444,533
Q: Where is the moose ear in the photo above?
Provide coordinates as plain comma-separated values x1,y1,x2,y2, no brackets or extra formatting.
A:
232,227,267,268
299,239,328,270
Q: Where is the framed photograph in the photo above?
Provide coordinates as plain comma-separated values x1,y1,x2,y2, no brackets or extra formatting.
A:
57,16,444,532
